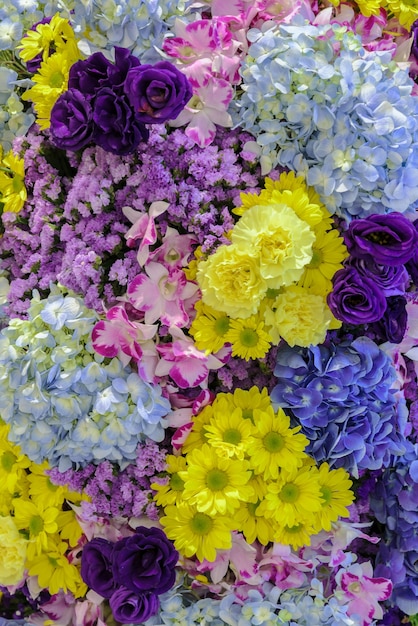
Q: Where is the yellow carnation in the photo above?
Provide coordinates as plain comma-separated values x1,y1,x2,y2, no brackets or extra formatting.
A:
197,244,266,319
0,515,28,586
265,285,333,347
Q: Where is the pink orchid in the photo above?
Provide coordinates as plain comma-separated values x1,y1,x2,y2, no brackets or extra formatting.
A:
155,326,229,388
148,227,197,268
195,532,258,585
336,561,392,625
170,75,233,147
74,600,107,626
26,592,76,626
127,262,199,327
258,543,313,590
122,201,169,266
91,305,159,381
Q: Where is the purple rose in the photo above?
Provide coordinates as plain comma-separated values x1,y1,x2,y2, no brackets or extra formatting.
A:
369,295,408,343
68,52,113,100
327,266,387,324
80,538,116,598
344,213,418,266
112,526,178,595
50,88,94,151
92,88,148,155
412,19,418,60
346,257,409,296
109,588,159,624
124,61,192,123
108,46,142,90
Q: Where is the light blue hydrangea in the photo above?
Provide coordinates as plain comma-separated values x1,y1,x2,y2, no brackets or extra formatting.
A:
233,18,418,220
0,67,35,151
0,285,171,471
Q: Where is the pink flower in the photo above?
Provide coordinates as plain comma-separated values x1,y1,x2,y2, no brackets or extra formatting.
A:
122,201,169,266
170,75,233,147
337,561,392,625
148,227,197,268
258,543,313,590
127,262,199,327
155,326,229,388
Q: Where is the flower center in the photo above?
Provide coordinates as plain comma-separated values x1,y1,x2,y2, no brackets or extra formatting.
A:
263,431,284,453
29,515,44,535
320,485,333,505
214,316,230,336
280,482,300,503
206,468,228,491
223,428,242,445
240,328,259,347
169,472,185,491
285,523,303,534
242,408,254,420
306,248,323,269
49,70,65,88
348,581,362,594
190,512,213,535
1,450,16,472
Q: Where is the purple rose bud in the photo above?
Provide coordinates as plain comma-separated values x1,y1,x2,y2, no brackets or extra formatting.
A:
108,46,142,90
344,213,418,266
369,296,408,343
328,266,387,324
68,52,114,100
80,538,117,598
112,526,178,595
124,61,192,123
346,257,409,296
92,88,148,155
109,588,159,624
50,88,94,151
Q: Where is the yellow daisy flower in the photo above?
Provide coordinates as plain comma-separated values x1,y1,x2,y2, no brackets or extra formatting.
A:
314,462,355,532
18,13,77,64
0,425,31,496
180,444,254,515
235,500,276,546
297,225,348,296
205,406,257,459
28,540,86,597
259,466,323,528
273,520,318,550
12,497,60,560
21,51,73,130
28,461,68,509
229,386,272,421
225,315,271,360
56,509,84,548
247,406,309,480
0,150,27,214
189,301,231,353
160,502,235,562
181,405,214,454
385,0,418,28
152,455,187,507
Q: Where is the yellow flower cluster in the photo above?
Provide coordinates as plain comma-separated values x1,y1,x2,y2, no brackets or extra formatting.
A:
327,0,418,29
156,388,354,562
19,14,82,129
0,424,87,597
193,173,347,354
0,148,27,214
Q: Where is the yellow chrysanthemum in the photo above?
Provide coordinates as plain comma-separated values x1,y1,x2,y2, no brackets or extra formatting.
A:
12,497,60,560
0,425,31,497
259,466,323,528
180,444,254,515
160,502,235,562
28,462,68,509
225,315,271,360
297,226,348,296
231,200,315,288
152,455,187,507
205,406,257,459
235,500,276,545
18,13,77,63
181,405,214,454
264,285,336,347
247,406,309,480
197,244,266,319
0,515,28,586
28,540,86,597
385,0,418,28
0,150,27,214
273,520,318,550
228,386,272,421
189,301,231,353
314,463,355,532
21,51,74,129
56,509,84,548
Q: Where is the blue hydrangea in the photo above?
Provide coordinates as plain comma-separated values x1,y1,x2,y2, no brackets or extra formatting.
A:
271,336,408,477
0,286,171,471
233,18,418,220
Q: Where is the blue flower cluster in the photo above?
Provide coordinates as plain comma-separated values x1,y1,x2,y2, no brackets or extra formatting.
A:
271,336,408,477
234,19,418,220
370,443,418,616
0,286,170,471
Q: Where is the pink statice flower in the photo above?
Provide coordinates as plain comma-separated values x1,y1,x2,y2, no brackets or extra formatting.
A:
155,326,229,388
336,561,393,625
127,262,199,327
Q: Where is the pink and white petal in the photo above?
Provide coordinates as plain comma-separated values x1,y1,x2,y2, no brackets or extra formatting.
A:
185,113,217,148
169,358,209,388
92,321,121,358
199,77,234,109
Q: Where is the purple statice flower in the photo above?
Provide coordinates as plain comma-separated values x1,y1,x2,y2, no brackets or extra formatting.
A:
271,336,408,477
